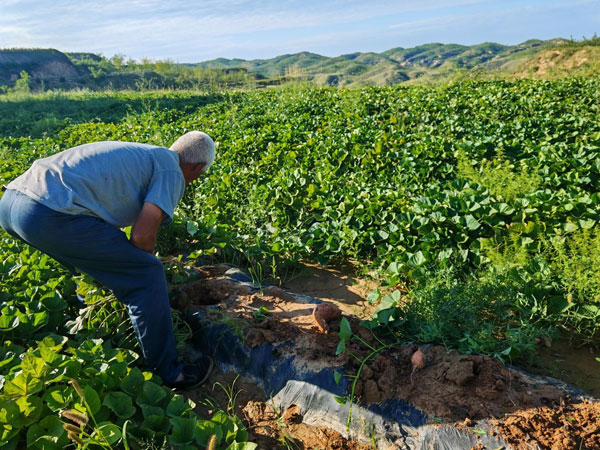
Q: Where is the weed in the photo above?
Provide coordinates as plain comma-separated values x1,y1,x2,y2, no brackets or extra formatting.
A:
457,149,541,201
213,374,244,416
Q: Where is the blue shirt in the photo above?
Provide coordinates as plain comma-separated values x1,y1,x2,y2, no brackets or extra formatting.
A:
7,141,185,228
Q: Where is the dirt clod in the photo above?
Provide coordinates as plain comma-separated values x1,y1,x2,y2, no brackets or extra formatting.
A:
364,379,382,404
282,404,303,425
445,359,475,386
493,379,506,391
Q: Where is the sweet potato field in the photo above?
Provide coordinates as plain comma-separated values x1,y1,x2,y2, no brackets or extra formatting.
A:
1,78,599,448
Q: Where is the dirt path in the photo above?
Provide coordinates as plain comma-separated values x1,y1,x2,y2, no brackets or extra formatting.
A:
281,262,378,318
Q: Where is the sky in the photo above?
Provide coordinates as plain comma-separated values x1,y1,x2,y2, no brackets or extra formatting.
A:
0,0,598,62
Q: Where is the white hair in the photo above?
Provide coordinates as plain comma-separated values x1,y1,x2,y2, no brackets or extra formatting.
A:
170,131,216,172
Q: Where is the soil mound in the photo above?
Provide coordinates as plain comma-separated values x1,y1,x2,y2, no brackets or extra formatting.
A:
173,266,600,448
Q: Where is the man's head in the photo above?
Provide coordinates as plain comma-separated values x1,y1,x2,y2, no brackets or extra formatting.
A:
170,131,216,184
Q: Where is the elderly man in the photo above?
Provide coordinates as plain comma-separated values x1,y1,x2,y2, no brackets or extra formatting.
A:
0,131,215,389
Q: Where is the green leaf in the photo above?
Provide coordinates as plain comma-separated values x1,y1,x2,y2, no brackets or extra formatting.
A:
0,398,26,429
107,361,128,378
472,428,487,435
186,221,199,237
21,353,46,378
28,415,69,450
96,422,122,446
143,415,170,433
376,308,395,325
102,392,135,419
83,385,101,415
31,311,49,330
376,292,400,314
338,317,352,340
4,372,43,397
0,313,19,331
465,215,481,231
16,395,43,423
226,443,258,450
136,381,167,407
437,248,453,261
38,342,61,366
211,411,247,445
140,404,164,418
54,360,82,380
169,417,197,445
578,218,596,229
194,419,223,446
497,203,515,215
387,262,400,275
335,339,346,356
166,395,193,418
120,367,145,396
408,251,427,267
333,370,343,385
42,386,72,412
26,424,45,449
333,396,347,405
377,230,389,240
548,296,573,313
366,289,381,305
39,292,67,312
564,222,579,233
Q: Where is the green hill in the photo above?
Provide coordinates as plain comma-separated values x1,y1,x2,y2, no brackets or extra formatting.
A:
1,38,598,92
0,48,86,84
196,39,568,86
511,43,600,78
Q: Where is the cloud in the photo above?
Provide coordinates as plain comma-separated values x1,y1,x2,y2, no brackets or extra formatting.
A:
0,0,597,60
2,0,487,40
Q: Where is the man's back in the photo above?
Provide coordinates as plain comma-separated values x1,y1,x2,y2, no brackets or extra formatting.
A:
8,141,185,228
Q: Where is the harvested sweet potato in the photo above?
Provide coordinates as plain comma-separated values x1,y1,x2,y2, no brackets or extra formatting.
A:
410,347,427,384
312,303,342,333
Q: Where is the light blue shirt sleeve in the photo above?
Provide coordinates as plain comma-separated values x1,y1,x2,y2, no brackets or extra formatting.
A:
145,169,185,226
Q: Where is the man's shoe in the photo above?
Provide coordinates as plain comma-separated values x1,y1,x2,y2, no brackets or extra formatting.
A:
167,356,214,390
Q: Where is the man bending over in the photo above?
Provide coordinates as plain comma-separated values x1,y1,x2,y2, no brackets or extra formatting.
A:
0,131,215,389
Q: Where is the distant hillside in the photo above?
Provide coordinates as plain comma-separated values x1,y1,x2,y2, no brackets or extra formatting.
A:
196,39,570,86
0,48,260,91
1,38,598,92
512,44,600,78
0,48,87,83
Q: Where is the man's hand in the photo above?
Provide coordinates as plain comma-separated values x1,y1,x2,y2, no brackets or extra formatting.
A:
130,202,163,253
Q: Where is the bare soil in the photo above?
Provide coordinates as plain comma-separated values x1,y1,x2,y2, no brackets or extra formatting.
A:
173,266,600,449
493,399,600,450
281,262,379,317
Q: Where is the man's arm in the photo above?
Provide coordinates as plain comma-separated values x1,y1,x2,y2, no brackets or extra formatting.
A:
130,202,164,253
